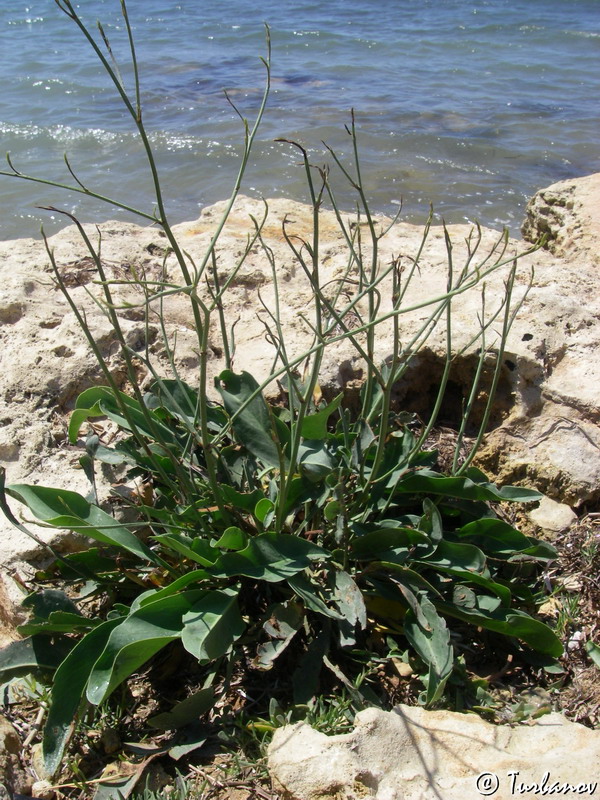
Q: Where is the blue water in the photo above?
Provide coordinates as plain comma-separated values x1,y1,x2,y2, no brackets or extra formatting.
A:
1,0,599,239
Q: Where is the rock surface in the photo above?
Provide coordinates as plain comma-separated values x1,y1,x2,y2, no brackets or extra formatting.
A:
0,716,32,797
0,174,599,570
267,705,600,800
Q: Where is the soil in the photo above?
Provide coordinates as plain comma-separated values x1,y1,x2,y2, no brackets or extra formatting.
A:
1,505,598,800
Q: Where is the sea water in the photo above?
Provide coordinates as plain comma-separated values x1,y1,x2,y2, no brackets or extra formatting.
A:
0,0,598,239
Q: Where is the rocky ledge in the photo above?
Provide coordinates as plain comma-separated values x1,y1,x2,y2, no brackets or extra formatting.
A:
0,173,599,576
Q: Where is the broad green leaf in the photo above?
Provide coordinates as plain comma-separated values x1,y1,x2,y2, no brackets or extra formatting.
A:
404,596,453,706
292,625,331,705
453,584,477,609
75,386,179,446
585,640,600,670
22,589,80,619
43,617,123,777
436,601,563,657
253,601,304,670
372,563,442,598
287,573,344,620
420,498,443,544
300,394,343,440
181,589,245,663
351,419,376,470
419,540,486,573
331,569,367,646
137,571,210,607
0,636,73,682
86,591,204,705
210,533,328,582
168,723,210,761
212,526,248,550
519,540,557,561
298,440,336,483
220,485,265,513
456,518,533,556
351,527,430,559
148,687,215,730
424,565,512,606
216,370,280,468
282,475,326,518
463,467,543,502
6,484,159,565
396,470,543,503
19,611,101,636
147,378,199,424
153,534,217,566
324,499,341,522
68,402,103,444
254,498,275,526
91,767,145,800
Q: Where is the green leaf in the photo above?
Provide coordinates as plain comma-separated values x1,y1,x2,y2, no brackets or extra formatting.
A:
420,498,443,544
19,611,101,636
0,636,73,682
153,534,218,566
91,767,145,800
585,640,600,670
453,584,477,609
419,540,486,573
292,625,331,705
425,565,512,606
298,440,335,483
147,378,199,424
181,589,245,663
287,573,344,619
216,370,281,468
372,563,442,598
220,485,265,514
253,601,304,670
351,419,376,469
68,402,103,444
168,723,210,761
436,601,563,657
254,498,275,526
404,596,453,706
396,471,543,503
148,687,215,730
86,592,203,705
22,589,81,619
210,533,328,582
331,569,367,646
456,518,534,556
351,527,431,559
75,386,179,446
212,526,248,551
43,617,123,777
300,394,343,440
137,571,211,607
6,484,159,565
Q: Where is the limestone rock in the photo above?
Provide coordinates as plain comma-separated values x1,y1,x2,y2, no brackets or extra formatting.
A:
267,705,600,800
522,172,600,262
0,716,31,796
527,496,577,535
1,175,600,564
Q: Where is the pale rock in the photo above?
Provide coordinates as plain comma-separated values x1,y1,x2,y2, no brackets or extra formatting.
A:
527,495,577,534
1,175,600,564
0,716,32,796
522,172,600,263
267,705,600,800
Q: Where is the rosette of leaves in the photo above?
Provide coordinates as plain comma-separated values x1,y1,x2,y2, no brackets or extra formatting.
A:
0,371,560,776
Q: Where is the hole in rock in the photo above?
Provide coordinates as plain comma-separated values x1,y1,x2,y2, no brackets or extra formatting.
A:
390,349,516,435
